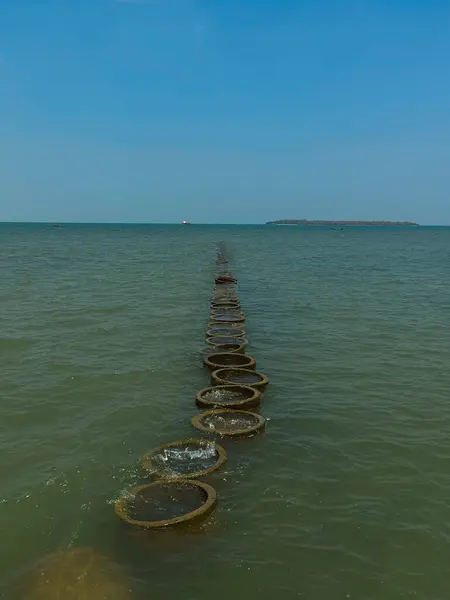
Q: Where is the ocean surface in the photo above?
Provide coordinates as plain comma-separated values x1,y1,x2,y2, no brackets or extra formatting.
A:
1,223,450,599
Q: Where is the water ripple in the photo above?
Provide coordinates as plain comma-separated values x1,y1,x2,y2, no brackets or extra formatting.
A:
1,225,450,599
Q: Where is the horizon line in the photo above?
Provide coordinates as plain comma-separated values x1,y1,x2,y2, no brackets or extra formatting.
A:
2,220,448,227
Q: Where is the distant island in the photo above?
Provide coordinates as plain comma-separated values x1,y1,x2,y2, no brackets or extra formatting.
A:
266,219,419,227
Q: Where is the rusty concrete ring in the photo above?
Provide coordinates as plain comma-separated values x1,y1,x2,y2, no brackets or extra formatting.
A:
196,384,261,410
114,479,217,529
192,409,265,438
141,438,227,480
205,336,248,349
211,368,269,390
204,352,256,371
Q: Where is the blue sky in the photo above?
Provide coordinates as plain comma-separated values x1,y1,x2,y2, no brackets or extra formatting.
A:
1,0,450,224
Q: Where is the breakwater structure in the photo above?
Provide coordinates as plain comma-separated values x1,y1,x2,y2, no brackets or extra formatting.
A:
114,242,269,531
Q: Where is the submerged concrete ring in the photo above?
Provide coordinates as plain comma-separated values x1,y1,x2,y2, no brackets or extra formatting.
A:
204,352,256,371
210,303,241,310
192,409,266,438
210,309,244,316
204,342,247,355
141,438,227,480
211,368,269,390
205,328,245,338
211,300,240,307
114,479,217,529
212,288,237,297
212,291,237,298
209,314,245,323
205,336,248,349
210,312,245,322
212,296,238,304
207,321,243,330
196,384,261,409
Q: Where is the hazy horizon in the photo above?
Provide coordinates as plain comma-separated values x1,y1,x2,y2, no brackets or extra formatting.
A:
0,219,441,226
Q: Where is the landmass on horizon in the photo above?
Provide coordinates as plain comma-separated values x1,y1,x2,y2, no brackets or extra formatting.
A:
266,219,419,226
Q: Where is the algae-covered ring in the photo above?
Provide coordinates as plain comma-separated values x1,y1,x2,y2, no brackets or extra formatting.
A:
210,304,241,311
202,343,246,355
211,368,269,389
212,287,237,296
114,480,217,529
215,276,237,284
196,384,261,409
209,322,244,331
210,314,245,323
192,409,266,437
210,310,244,316
211,297,239,303
210,310,245,323
205,342,247,355
206,328,245,338
211,301,239,307
206,336,248,348
208,321,243,331
213,281,236,288
212,296,238,304
211,305,242,312
204,352,256,371
141,438,227,480
212,294,237,301
211,301,240,309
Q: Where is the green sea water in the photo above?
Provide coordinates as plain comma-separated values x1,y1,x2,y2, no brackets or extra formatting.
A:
1,223,450,599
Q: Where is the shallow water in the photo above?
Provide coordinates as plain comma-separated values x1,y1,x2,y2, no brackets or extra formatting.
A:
2,223,450,599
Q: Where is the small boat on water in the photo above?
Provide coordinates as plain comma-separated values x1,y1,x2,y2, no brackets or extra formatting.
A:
182,220,191,225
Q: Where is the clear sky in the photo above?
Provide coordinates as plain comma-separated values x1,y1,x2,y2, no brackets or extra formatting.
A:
1,0,450,224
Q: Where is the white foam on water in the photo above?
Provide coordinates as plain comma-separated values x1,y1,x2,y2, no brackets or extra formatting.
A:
202,389,245,402
159,444,216,462
204,415,254,430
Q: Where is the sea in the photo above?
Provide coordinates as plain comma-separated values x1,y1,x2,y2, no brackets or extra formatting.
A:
1,223,450,599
